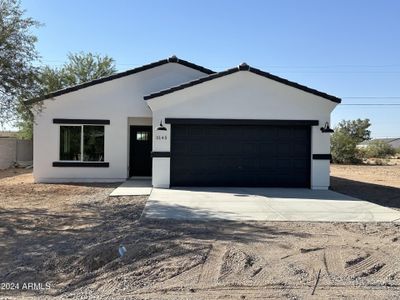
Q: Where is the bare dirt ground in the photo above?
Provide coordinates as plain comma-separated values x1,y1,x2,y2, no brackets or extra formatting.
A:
1,168,400,299
331,164,400,211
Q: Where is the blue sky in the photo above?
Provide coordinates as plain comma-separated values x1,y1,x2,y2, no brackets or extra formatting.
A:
17,0,400,137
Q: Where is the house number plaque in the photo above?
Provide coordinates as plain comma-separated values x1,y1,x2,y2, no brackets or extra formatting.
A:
156,135,168,140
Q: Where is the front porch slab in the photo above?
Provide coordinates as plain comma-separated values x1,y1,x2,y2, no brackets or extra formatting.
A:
110,179,152,196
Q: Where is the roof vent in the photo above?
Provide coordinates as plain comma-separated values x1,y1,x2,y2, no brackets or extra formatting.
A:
238,62,250,71
168,55,178,62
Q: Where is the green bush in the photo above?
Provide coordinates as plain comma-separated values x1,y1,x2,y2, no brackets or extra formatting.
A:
364,140,396,158
331,131,363,164
331,119,371,164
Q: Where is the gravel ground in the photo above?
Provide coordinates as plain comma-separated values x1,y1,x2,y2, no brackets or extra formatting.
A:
1,168,400,299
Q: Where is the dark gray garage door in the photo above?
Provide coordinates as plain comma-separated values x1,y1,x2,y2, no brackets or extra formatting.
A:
170,124,311,187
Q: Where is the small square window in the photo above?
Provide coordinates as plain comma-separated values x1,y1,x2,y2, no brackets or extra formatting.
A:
136,131,149,141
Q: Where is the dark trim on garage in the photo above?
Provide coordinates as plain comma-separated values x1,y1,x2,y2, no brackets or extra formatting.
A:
26,56,214,104
53,118,110,125
312,154,332,160
151,151,171,158
144,63,341,103
52,161,109,167
165,118,319,126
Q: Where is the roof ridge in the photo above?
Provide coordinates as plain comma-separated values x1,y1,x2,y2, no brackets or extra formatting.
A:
144,64,341,103
26,56,214,104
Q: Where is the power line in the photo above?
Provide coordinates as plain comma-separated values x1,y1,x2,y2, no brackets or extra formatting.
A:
342,97,400,99
270,71,400,73
340,104,400,106
263,65,400,68
36,60,400,68
35,59,400,69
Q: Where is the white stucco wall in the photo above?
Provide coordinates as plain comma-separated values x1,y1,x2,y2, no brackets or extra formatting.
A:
148,71,338,189
33,62,208,182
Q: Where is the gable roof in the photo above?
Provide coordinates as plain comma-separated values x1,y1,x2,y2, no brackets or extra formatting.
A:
26,56,214,105
144,63,341,103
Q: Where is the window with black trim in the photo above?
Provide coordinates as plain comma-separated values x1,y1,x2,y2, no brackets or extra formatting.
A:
136,131,149,141
60,125,104,161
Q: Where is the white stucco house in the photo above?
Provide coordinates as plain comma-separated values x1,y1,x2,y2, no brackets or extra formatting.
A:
28,56,341,189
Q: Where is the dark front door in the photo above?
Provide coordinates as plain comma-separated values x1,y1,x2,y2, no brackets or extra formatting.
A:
170,124,311,187
129,126,152,177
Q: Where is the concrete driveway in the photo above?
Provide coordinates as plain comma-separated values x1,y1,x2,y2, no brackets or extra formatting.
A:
142,187,400,222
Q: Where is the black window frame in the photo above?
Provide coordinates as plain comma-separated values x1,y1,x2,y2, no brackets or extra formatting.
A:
59,125,105,162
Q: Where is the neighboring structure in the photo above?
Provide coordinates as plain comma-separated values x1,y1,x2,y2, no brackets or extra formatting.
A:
0,131,18,138
27,56,341,189
0,136,33,169
358,138,400,149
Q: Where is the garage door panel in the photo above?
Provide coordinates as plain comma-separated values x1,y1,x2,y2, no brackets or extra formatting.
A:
276,158,293,169
292,127,309,137
293,158,309,168
259,143,277,156
171,124,311,187
277,144,292,156
293,144,308,156
188,126,204,137
242,143,259,154
260,159,277,168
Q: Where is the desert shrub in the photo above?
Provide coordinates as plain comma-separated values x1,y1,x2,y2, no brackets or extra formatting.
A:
331,119,371,164
364,140,396,158
331,131,363,164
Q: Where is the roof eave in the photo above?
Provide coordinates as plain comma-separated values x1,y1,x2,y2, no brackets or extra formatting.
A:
25,56,214,105
144,65,342,104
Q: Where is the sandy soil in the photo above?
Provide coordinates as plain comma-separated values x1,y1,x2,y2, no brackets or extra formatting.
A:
331,164,400,211
331,164,400,188
1,168,400,299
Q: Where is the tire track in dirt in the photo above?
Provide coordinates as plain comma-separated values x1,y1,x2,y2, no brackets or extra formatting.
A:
324,247,345,277
197,242,227,286
231,242,268,284
134,242,213,291
367,248,400,280
345,254,387,279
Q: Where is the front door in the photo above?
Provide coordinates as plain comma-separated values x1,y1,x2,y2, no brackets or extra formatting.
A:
129,126,152,177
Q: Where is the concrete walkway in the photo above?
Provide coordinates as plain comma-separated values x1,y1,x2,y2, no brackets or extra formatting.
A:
110,179,152,196
142,187,400,222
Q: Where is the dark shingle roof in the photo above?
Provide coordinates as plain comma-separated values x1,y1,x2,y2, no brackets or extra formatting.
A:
144,63,341,103
26,56,214,104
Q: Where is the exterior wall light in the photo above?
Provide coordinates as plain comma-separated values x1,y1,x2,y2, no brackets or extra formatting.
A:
320,122,334,133
156,120,167,131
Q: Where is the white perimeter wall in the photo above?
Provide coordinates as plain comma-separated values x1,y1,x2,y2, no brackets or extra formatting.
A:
148,71,338,189
33,63,207,182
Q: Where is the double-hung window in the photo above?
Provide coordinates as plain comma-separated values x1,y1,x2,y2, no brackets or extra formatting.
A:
60,125,105,161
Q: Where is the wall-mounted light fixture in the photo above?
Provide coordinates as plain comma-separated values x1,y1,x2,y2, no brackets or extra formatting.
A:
156,120,167,131
320,122,334,133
